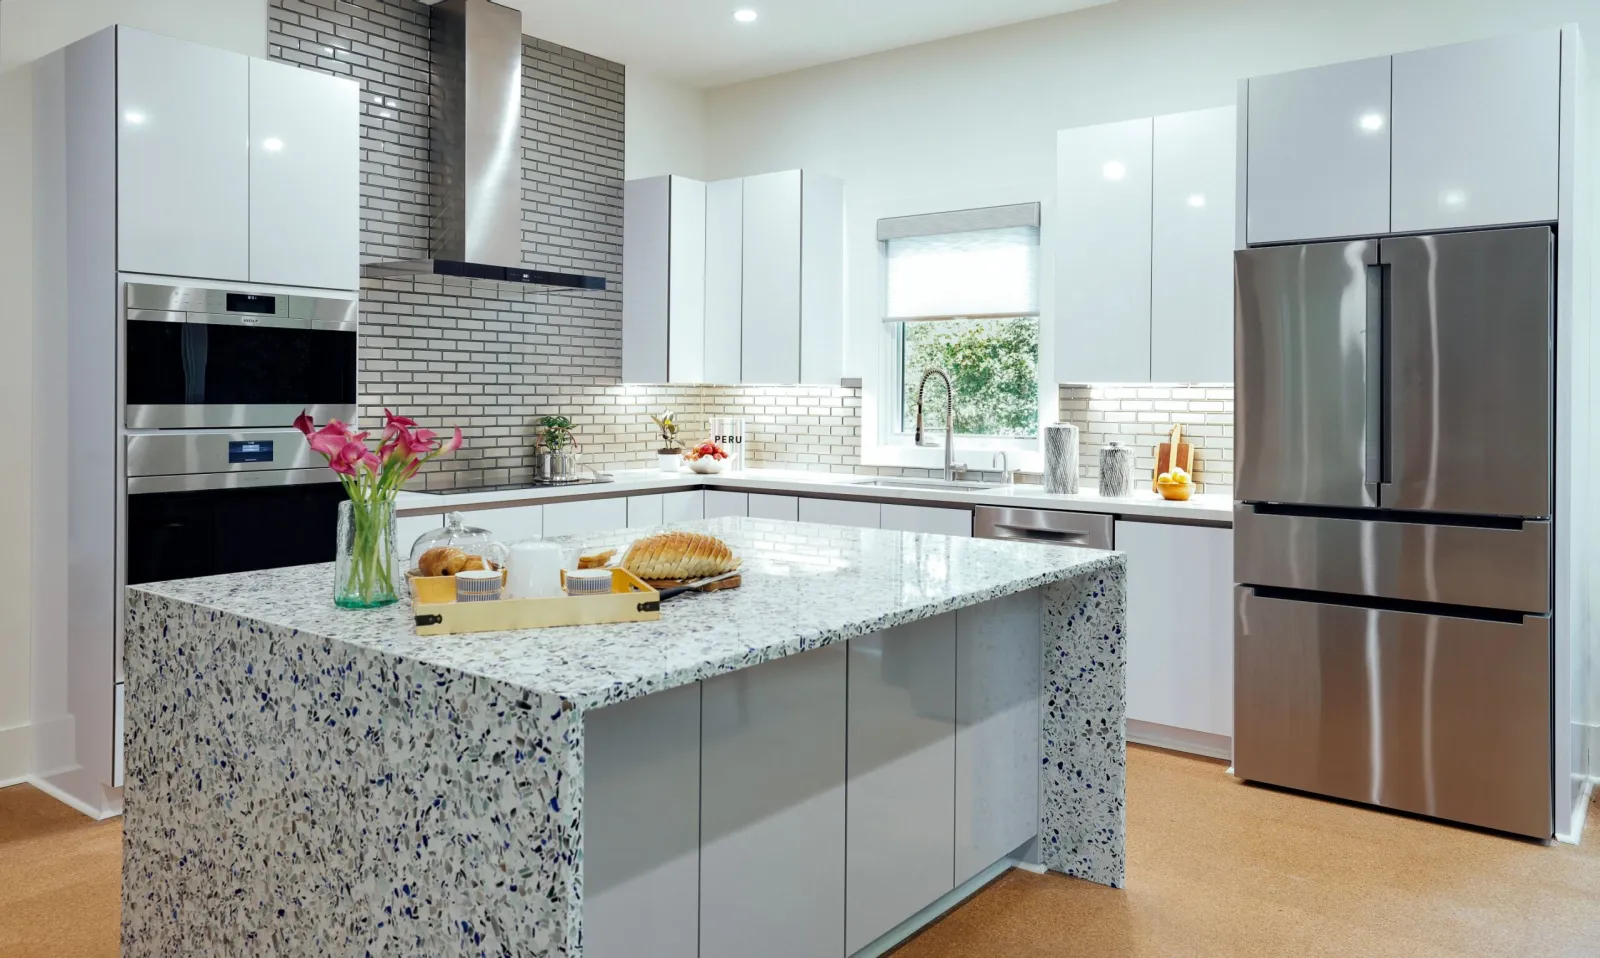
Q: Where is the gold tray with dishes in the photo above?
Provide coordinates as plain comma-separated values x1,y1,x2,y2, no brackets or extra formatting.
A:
411,568,661,636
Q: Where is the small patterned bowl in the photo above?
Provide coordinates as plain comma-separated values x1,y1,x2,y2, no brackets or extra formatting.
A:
455,569,504,602
564,568,613,596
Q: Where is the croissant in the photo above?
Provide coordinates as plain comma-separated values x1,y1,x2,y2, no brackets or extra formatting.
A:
621,532,742,581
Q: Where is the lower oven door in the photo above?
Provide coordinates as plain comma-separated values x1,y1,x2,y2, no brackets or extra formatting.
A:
1234,586,1552,838
126,472,346,585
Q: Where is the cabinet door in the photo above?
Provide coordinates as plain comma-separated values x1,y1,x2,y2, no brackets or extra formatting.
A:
544,498,629,537
740,171,802,384
668,176,708,382
747,494,799,522
1391,30,1560,233
799,172,844,385
248,58,359,289
846,615,956,954
1056,118,1153,383
1116,520,1233,740
116,28,249,280
466,505,543,543
703,491,748,518
798,497,881,529
704,179,744,384
622,177,671,384
626,494,664,529
661,490,705,523
701,646,846,958
1152,107,1236,384
396,513,443,558
879,504,972,537
1246,55,1391,244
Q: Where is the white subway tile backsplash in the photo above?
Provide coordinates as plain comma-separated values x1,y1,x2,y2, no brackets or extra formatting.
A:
1058,384,1234,493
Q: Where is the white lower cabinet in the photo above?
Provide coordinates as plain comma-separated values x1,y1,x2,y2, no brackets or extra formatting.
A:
798,497,881,530
748,493,799,521
584,683,701,958
700,645,847,958
544,498,629,537
396,513,443,559
703,490,749,518
661,490,704,523
845,615,957,954
626,495,664,529
462,505,543,544
1115,520,1234,752
879,503,972,537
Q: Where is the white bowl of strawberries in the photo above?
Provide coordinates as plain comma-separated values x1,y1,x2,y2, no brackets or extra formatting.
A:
685,440,730,474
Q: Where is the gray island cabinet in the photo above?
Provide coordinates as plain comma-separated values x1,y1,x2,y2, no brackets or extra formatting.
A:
122,517,1126,958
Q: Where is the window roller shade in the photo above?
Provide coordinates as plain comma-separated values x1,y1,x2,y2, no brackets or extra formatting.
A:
883,223,1039,322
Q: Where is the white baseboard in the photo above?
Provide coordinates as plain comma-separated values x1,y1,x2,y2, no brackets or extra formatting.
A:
0,722,29,785
25,773,122,821
1557,777,1596,845
1126,718,1232,761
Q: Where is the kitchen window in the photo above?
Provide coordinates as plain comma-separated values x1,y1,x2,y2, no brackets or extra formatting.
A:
880,204,1041,441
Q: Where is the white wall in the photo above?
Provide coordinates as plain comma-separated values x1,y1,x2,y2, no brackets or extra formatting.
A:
0,0,268,787
625,68,707,180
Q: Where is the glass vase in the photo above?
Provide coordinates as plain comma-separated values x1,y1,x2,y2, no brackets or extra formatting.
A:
335,498,400,609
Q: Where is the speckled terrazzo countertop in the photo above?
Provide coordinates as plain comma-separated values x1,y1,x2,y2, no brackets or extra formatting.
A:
127,516,1121,711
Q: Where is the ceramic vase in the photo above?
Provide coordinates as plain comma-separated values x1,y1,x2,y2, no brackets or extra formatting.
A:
1043,423,1080,494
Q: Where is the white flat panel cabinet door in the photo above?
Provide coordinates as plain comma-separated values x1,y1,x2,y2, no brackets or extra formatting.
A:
1246,55,1391,244
465,505,544,543
396,513,443,558
1056,118,1153,383
668,176,708,383
1116,520,1233,740
879,504,972,537
846,615,956,954
623,177,670,384
700,646,846,958
800,172,845,385
955,590,1041,884
584,683,701,958
747,494,799,522
1152,107,1236,384
544,498,629,537
1391,30,1560,233
661,490,705,522
704,178,744,384
798,497,881,529
248,58,359,289
116,28,249,280
626,494,664,529
740,171,802,384
703,490,748,518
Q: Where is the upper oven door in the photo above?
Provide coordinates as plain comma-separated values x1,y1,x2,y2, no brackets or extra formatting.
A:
123,282,358,429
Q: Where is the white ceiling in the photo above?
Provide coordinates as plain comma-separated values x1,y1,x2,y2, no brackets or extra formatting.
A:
491,0,1118,88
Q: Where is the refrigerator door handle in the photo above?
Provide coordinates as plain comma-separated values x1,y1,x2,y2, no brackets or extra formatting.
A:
1363,262,1389,499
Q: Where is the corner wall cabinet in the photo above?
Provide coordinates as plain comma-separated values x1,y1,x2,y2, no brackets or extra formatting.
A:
623,175,707,383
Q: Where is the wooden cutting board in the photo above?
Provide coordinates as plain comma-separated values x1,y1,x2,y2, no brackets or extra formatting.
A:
643,575,742,593
1151,424,1196,492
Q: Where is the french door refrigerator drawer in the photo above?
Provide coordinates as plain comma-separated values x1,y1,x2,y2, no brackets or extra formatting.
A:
1234,507,1551,614
1234,587,1552,839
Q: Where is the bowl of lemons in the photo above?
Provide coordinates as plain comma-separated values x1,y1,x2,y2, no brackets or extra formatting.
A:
1155,466,1195,501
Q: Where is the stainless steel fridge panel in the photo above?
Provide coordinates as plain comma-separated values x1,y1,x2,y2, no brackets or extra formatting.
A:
1234,506,1551,614
1380,227,1553,517
1235,241,1379,508
1234,588,1552,838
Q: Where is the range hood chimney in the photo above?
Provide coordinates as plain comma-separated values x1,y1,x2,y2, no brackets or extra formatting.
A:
364,0,606,290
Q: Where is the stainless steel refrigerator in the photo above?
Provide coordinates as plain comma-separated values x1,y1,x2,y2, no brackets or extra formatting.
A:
1233,225,1554,839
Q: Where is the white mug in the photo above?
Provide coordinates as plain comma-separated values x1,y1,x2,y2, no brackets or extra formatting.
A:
506,542,565,599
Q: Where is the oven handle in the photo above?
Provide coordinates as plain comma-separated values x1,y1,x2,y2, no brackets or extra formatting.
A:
127,468,341,495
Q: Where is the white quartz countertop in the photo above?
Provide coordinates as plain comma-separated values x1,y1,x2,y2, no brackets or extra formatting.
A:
127,517,1121,710
395,467,1233,523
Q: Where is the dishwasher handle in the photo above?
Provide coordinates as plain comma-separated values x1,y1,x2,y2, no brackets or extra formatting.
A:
974,506,1113,550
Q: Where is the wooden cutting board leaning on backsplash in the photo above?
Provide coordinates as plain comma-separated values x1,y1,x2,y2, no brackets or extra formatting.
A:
1151,423,1196,492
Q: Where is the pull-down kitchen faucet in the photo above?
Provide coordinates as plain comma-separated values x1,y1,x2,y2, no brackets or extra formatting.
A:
913,369,967,482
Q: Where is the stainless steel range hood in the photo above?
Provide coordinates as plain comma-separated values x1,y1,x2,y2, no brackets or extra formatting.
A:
363,0,606,291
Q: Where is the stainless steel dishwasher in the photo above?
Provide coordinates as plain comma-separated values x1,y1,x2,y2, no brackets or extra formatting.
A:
974,506,1114,549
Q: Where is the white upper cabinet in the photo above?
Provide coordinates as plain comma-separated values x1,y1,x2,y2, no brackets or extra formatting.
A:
1245,55,1391,244
1056,117,1154,383
624,175,707,383
704,178,744,384
248,59,360,289
116,28,250,281
799,173,845,385
741,171,803,384
1390,29,1561,233
1151,106,1236,384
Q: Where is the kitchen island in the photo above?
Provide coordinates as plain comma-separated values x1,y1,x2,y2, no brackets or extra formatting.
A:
121,517,1126,958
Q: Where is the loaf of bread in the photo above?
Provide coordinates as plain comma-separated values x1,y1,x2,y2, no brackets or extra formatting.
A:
620,532,741,581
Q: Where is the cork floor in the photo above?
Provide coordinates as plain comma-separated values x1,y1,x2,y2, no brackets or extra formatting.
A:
1,746,1596,957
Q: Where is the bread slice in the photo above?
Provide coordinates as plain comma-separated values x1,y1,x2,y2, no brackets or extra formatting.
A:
620,531,741,581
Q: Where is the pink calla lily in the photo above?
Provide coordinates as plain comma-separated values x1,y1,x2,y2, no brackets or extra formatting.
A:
295,408,464,500
442,427,463,454
293,411,315,437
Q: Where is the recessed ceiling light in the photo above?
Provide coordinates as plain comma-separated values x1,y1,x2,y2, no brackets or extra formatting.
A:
734,9,758,23
1441,189,1466,207
124,110,146,125
1187,194,1206,208
1101,160,1126,182
263,137,284,152
1358,112,1384,132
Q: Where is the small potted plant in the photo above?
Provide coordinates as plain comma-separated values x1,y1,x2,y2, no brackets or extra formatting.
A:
650,410,682,473
684,439,730,475
538,414,578,481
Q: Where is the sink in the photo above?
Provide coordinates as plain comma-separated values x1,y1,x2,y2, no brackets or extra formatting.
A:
855,477,1000,492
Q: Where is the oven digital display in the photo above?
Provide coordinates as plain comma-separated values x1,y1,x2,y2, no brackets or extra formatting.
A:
225,293,276,315
228,440,274,463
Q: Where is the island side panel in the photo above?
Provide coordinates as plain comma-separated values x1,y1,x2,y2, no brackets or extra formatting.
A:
1039,558,1128,888
121,590,586,958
